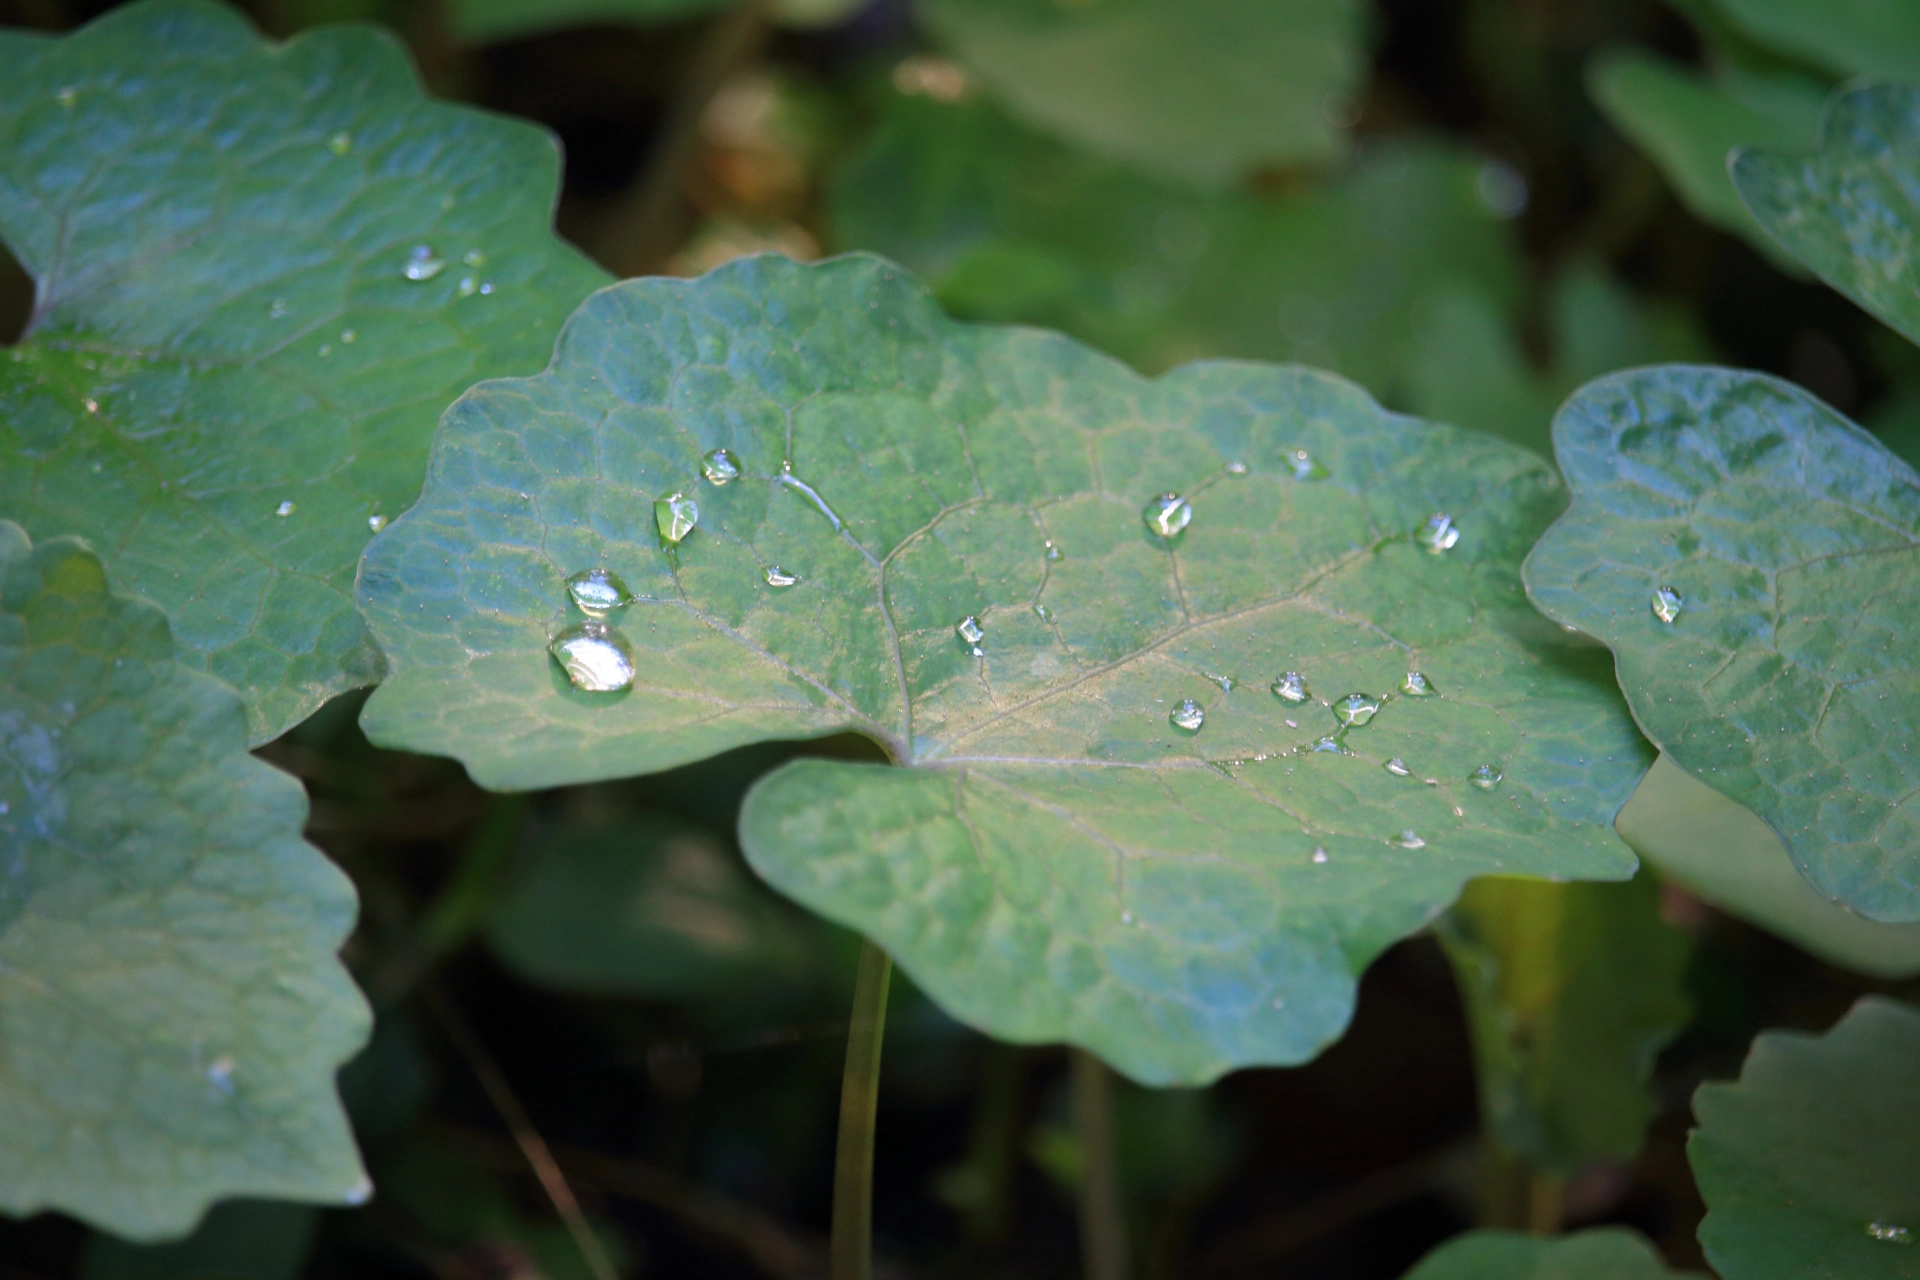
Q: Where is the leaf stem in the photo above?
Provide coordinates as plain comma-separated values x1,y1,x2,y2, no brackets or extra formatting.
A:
830,939,893,1280
1071,1049,1132,1280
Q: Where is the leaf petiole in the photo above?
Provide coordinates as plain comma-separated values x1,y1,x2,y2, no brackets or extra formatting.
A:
831,939,894,1280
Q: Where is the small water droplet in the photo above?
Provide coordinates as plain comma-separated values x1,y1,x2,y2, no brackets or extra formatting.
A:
268,298,288,319
340,328,357,343
274,500,295,517
550,622,636,692
1867,1221,1913,1244
55,86,76,107
1170,698,1205,732
457,275,478,297
702,447,742,485
82,397,98,414
956,615,985,646
206,1056,236,1094
655,491,699,545
463,248,486,266
1206,672,1235,692
318,343,332,357
1034,602,1055,622
1044,540,1062,562
1226,460,1248,475
1334,693,1380,727
764,565,800,587
89,461,102,474
1311,736,1347,754
402,244,445,281
566,567,635,617
367,514,387,533
1384,757,1411,777
1311,847,1329,863
1142,493,1193,538
1120,909,1135,924
1469,764,1504,790
1272,671,1310,704
1397,830,1427,849
1400,671,1436,697
327,131,352,155
1418,512,1460,553
478,281,494,295
1287,449,1329,480
1652,585,1683,624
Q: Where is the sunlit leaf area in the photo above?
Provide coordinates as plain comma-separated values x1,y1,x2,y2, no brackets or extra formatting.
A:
1,0,1917,1277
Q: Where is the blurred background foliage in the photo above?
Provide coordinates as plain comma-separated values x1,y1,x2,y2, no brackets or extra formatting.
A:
1,0,1918,1276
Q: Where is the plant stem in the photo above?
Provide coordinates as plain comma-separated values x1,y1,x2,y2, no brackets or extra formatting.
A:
830,939,893,1280
1071,1048,1132,1280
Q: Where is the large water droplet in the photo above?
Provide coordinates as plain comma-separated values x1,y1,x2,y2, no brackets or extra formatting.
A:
274,500,296,518
1418,512,1460,553
1469,764,1504,790
1142,493,1193,538
566,567,634,616
1400,671,1436,697
1271,671,1310,704
550,623,635,692
1396,830,1428,849
1652,585,1683,624
956,615,985,655
1334,693,1380,727
402,244,445,281
326,131,352,155
1384,757,1412,777
702,448,742,485
1867,1222,1913,1244
655,491,699,545
764,565,800,587
1287,449,1329,481
367,514,387,533
1170,698,1205,732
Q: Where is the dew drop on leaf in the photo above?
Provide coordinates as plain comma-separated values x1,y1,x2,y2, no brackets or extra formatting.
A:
701,447,742,485
402,244,445,281
1311,847,1329,863
1469,764,1504,790
565,567,634,617
956,614,985,654
1271,671,1310,703
1034,602,1055,622
55,86,75,107
274,500,295,518
1652,585,1683,624
1867,1222,1913,1244
1044,540,1062,561
1142,493,1192,538
1226,460,1248,475
340,328,357,343
764,565,800,587
1170,698,1205,732
457,275,478,297
367,514,387,533
1311,736,1346,754
1334,693,1380,727
1287,449,1328,480
1418,512,1460,553
1384,757,1411,777
1397,830,1427,849
463,248,486,266
326,131,351,155
1400,671,1436,697
550,623,635,692
655,492,699,545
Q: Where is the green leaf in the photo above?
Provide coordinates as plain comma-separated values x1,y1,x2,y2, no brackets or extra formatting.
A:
449,0,730,43
1617,755,1920,979
1690,997,1920,1278
1436,872,1691,1176
80,1201,317,1280
1524,366,1920,922
1586,48,1818,270
1715,0,1920,84
830,92,1522,397
1733,83,1920,349
0,522,369,1240
1403,1227,1692,1280
358,253,1647,1084
0,0,611,744
915,0,1368,187
487,815,828,998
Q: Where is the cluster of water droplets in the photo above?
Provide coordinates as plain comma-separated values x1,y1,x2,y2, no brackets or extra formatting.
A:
550,568,640,692
1867,1221,1913,1245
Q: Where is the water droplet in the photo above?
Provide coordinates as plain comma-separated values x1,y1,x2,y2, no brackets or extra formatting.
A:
1418,512,1460,553
82,397,98,414
1226,460,1248,475
655,491,698,545
1652,585,1683,624
55,86,76,107
340,328,357,343
463,248,486,266
566,567,634,617
1469,764,1504,790
1867,1221,1913,1244
457,275,478,297
1310,736,1347,754
1044,540,1062,561
1120,910,1135,924
206,1056,236,1094
327,131,352,155
1170,698,1205,732
1311,847,1329,863
764,565,800,587
1400,671,1436,697
1034,602,1055,622
318,343,332,357
88,461,102,474
478,282,494,295
367,514,387,533
550,623,635,692
1142,493,1193,539
274,500,296,517
702,447,742,485
268,298,288,319
1396,830,1428,849
956,615,985,646
1384,757,1412,777
1287,449,1328,481
1271,671,1311,704
402,244,445,281
1334,693,1380,727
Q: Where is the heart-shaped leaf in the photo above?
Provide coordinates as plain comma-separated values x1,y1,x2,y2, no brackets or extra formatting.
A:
1690,997,1920,1280
0,0,611,744
1733,83,1920,348
357,253,1646,1084
1404,1227,1692,1280
1617,755,1920,979
916,0,1367,187
1525,366,1920,921
0,522,369,1240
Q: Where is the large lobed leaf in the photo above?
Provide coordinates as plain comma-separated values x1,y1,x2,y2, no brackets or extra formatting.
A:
0,0,610,744
1691,997,1920,1280
358,253,1647,1084
0,522,369,1240
1525,367,1920,921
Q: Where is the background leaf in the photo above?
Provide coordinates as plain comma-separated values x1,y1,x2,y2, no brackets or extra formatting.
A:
1690,997,1920,1280
914,0,1368,187
1714,0,1920,84
79,1201,316,1280
1617,754,1920,979
0,0,610,743
1524,366,1920,921
0,523,369,1240
1403,1227,1692,1280
359,253,1647,1083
